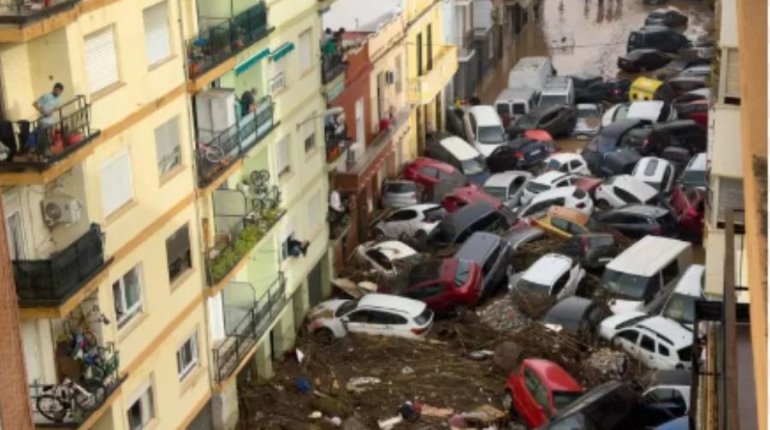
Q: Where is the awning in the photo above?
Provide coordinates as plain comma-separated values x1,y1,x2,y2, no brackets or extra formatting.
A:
235,48,270,76
270,42,295,61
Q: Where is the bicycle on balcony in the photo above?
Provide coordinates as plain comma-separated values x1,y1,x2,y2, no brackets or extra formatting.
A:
32,378,106,423
197,140,226,163
247,170,281,211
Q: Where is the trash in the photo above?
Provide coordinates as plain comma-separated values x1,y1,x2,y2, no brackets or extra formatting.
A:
585,348,629,380
326,416,342,426
398,401,421,422
346,376,382,393
312,395,353,418
401,366,415,375
493,341,522,373
377,415,403,430
476,294,528,332
295,377,312,394
421,404,454,418
448,414,468,428
461,405,507,426
331,278,366,298
308,411,322,419
296,348,305,364
468,350,495,360
343,416,369,430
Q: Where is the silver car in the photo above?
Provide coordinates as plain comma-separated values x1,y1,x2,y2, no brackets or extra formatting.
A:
572,103,602,139
381,179,419,209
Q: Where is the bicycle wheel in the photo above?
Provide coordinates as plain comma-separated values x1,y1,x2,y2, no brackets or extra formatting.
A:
205,145,225,163
36,394,67,423
73,380,106,412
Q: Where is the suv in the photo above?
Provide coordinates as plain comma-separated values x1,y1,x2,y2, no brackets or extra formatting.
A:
627,25,691,53
599,313,693,369
401,258,483,315
511,253,585,300
455,232,513,297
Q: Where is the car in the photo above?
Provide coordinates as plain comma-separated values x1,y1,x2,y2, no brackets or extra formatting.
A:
673,88,710,104
427,201,516,248
544,153,591,176
306,293,434,341
594,174,661,209
355,241,420,277
455,232,513,297
533,206,592,239
673,64,711,80
517,186,594,219
660,146,694,178
632,157,676,195
669,185,705,240
678,152,707,190
642,369,692,414
575,79,631,104
373,203,447,239
659,264,705,329
521,171,601,205
601,101,677,127
559,233,620,270
511,253,586,300
541,296,612,339
618,49,673,73
655,76,709,101
501,225,546,250
644,120,707,156
482,171,534,207
485,137,550,173
466,105,510,157
644,8,689,27
425,133,490,185
441,186,503,213
582,119,646,175
502,359,584,429
403,157,467,191
381,179,419,209
572,104,602,139
674,99,708,127
401,258,483,315
591,204,677,239
596,148,645,179
599,314,693,369
652,417,691,430
627,26,692,53
508,104,578,138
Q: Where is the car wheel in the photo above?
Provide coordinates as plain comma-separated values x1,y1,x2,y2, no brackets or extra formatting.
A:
313,328,336,345
501,391,515,415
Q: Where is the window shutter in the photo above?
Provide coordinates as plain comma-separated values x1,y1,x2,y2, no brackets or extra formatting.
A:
299,29,312,71
724,48,740,98
85,27,119,93
100,150,133,217
143,2,171,66
207,294,226,341
154,117,181,174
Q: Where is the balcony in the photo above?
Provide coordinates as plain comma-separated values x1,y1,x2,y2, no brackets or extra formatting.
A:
407,45,459,105
322,52,347,85
196,100,276,189
187,2,271,83
212,273,287,383
0,0,79,25
14,223,111,312
0,95,100,185
337,108,410,179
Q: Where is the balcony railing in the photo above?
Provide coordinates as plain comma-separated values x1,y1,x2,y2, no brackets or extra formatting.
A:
0,0,80,25
196,100,275,188
322,52,347,84
212,273,287,382
14,223,107,307
187,2,270,79
0,95,100,173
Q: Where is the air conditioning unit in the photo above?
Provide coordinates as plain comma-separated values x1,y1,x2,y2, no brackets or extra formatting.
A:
384,70,396,85
42,195,82,227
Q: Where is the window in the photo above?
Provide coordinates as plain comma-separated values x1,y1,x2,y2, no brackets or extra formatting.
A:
551,217,569,232
723,48,740,103
639,334,656,352
661,260,679,285
426,24,433,71
127,381,155,430
85,26,119,93
394,54,403,93
143,2,171,66
100,150,134,217
615,187,640,204
416,33,423,76
276,135,291,176
523,369,550,413
269,56,288,94
406,283,444,300
154,116,181,176
716,177,744,224
166,224,192,283
176,332,199,379
552,271,570,295
387,209,418,222
616,329,639,343
113,265,143,328
298,28,312,73
304,133,316,153
308,190,322,231
658,343,670,356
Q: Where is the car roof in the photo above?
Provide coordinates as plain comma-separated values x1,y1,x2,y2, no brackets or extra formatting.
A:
368,241,417,260
637,316,692,346
543,296,594,326
542,76,572,92
398,203,442,213
502,225,545,248
673,264,705,296
613,203,670,217
496,87,537,100
444,201,498,225
410,156,454,171
534,170,570,185
633,157,674,179
627,101,665,120
455,232,502,260
523,253,573,284
358,293,427,316
484,171,531,187
469,105,503,124
522,358,583,392
530,186,580,203
601,119,645,137
610,175,659,201
606,236,690,276
635,25,673,33
547,205,590,224
439,135,482,159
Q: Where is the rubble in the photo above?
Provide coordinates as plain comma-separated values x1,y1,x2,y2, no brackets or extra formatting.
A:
476,295,528,332
584,348,630,381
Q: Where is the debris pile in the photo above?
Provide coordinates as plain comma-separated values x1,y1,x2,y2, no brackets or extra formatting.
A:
476,295,528,333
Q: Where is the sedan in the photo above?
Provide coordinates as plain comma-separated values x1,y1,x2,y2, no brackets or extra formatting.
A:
374,203,447,239
618,49,673,73
486,137,550,173
541,296,612,339
591,204,678,239
510,253,586,300
644,8,689,27
601,101,677,127
595,174,661,209
355,241,420,278
508,104,578,138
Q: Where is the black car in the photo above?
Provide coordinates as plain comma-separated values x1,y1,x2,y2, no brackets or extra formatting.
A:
540,296,612,339
508,104,578,138
454,232,513,297
569,72,604,89
655,76,709,101
627,26,692,53
645,120,707,155
618,49,673,73
485,137,549,172
673,88,710,104
582,119,646,175
560,233,620,269
427,202,516,249
600,148,643,177
644,8,689,27
575,79,632,104
591,204,677,239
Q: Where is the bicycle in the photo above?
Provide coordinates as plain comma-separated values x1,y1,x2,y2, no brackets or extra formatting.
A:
81,343,120,387
34,378,106,423
196,140,225,163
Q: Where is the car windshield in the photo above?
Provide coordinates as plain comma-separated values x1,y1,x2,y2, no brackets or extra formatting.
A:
484,186,508,200
526,181,552,193
547,159,562,170
516,114,540,129
540,95,565,108
663,293,697,324
386,182,416,193
602,268,656,300
680,169,707,187
336,301,357,317
553,391,583,411
478,126,506,144
518,278,550,295
454,260,472,286
579,106,599,118
461,158,486,175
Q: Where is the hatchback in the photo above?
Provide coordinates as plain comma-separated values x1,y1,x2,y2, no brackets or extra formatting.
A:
572,103,602,139
401,258,483,315
482,171,533,207
374,203,447,240
355,241,420,278
511,253,586,300
508,104,578,138
455,232,513,297
595,174,661,209
427,202,516,248
541,296,612,338
486,137,550,172
632,156,676,195
627,26,691,53
543,153,591,176
599,313,693,369
582,119,646,174
441,186,503,213
403,157,467,190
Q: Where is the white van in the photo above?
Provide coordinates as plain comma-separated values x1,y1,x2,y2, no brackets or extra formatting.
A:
539,76,575,108
507,56,556,92
465,105,508,158
602,236,693,314
495,87,539,128
427,134,489,185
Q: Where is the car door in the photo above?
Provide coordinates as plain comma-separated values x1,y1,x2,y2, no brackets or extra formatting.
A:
383,209,419,237
565,261,585,296
638,333,659,368
614,329,641,355
343,310,379,335
508,175,527,203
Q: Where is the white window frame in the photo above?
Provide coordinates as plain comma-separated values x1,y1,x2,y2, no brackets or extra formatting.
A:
142,1,172,67
269,59,287,94
154,116,182,177
275,135,291,176
721,47,740,101
99,149,134,218
84,26,120,94
127,379,155,430
176,331,199,380
298,28,312,73
113,265,144,329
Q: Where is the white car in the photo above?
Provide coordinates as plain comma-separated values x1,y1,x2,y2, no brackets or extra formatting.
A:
520,171,577,205
482,171,534,208
510,253,585,300
594,175,660,209
306,293,434,341
660,264,705,329
355,241,419,277
517,186,594,219
572,103,602,139
632,157,676,195
374,204,446,239
543,153,591,176
599,313,693,370
643,369,692,413
601,101,677,127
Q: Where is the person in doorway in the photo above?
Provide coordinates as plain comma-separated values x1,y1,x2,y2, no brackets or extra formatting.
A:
240,88,258,116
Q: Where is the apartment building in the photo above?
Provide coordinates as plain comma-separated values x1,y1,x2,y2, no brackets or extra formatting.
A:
0,0,332,428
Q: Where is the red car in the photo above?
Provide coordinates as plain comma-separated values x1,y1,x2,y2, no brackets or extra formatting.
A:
676,99,709,128
441,186,503,213
670,184,705,240
503,359,584,429
401,258,483,315
524,129,557,153
572,175,603,197
403,157,468,190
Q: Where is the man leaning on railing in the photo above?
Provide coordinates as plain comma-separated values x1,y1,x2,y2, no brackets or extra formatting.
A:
28,82,64,160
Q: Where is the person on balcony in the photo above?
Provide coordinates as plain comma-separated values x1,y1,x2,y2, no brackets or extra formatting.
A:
28,82,64,159
240,88,258,116
287,237,310,257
